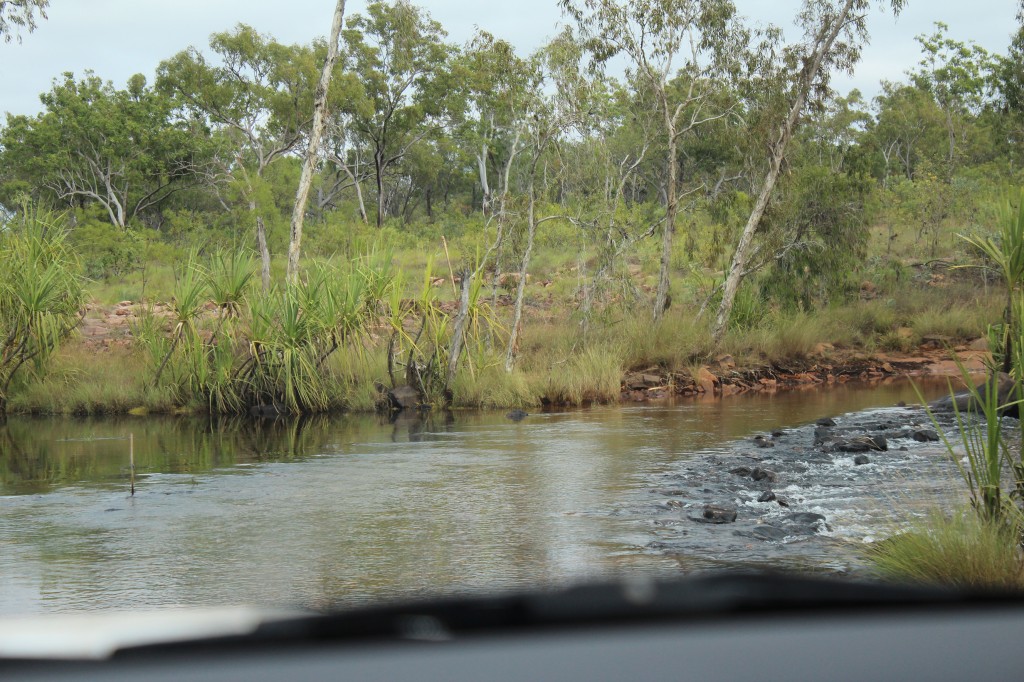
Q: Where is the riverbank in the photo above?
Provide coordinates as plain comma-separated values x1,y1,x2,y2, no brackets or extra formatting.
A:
619,340,990,403
5,293,991,418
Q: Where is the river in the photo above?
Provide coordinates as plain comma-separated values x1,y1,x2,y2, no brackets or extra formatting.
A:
0,378,965,614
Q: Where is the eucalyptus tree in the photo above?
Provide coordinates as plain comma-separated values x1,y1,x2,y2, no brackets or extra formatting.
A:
712,0,907,342
869,81,946,183
562,0,750,321
458,31,537,216
0,72,204,229
342,0,459,227
804,89,870,173
319,112,372,223
502,42,572,373
287,0,347,284
910,22,995,168
157,25,321,290
0,0,47,42
543,28,657,319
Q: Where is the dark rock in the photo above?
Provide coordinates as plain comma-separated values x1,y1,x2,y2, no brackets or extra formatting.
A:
899,446,908,451
249,403,287,417
835,439,870,453
785,512,826,525
387,385,420,411
771,430,785,438
751,525,789,541
866,435,888,451
753,435,775,448
506,409,529,421
776,497,791,507
696,505,738,524
750,467,778,483
928,373,1019,418
757,490,776,503
729,466,752,477
854,454,870,465
897,400,907,407
836,435,887,452
913,429,940,442
813,426,832,445
816,417,837,427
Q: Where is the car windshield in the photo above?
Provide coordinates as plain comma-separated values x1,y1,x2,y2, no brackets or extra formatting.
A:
1,0,1023,658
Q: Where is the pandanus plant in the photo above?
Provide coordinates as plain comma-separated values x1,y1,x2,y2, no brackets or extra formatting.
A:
960,189,1024,375
0,210,85,413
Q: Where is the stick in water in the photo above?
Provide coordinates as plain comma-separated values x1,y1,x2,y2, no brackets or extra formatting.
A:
129,433,135,497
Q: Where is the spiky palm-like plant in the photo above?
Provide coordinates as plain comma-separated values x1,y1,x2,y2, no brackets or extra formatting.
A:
0,211,84,413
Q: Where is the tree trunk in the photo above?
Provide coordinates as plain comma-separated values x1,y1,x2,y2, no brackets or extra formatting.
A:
477,144,491,215
712,0,855,342
653,128,677,321
287,0,346,284
256,213,271,292
505,174,537,373
375,150,386,228
446,270,472,393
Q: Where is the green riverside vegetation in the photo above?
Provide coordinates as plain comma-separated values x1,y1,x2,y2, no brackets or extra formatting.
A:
869,190,1024,588
0,0,1022,419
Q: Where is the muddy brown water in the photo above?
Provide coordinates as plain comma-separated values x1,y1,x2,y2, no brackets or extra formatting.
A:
0,379,968,614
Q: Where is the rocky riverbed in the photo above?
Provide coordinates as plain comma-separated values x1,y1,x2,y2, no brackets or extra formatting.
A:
632,400,968,575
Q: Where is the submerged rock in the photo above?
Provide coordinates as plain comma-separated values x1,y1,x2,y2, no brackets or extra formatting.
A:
835,435,887,452
695,505,738,524
750,467,778,483
749,525,788,541
854,454,871,465
506,409,529,422
785,512,827,526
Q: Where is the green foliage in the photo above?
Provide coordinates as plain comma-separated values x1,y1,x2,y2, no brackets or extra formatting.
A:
0,208,85,412
0,0,48,42
869,509,1024,588
70,219,141,280
759,166,874,309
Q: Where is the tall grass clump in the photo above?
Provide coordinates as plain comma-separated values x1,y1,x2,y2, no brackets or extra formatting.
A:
870,510,1024,589
533,346,622,405
617,313,713,372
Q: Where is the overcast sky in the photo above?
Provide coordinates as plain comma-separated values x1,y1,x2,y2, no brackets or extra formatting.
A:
0,0,1019,118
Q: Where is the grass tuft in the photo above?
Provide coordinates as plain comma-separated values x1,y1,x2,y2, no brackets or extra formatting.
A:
869,509,1024,589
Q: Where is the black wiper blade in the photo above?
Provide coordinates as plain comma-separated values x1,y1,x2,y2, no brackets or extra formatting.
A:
113,573,1022,657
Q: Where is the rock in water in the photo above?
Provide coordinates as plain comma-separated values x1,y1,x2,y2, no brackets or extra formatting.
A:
697,505,738,524
854,454,870,465
913,429,940,442
387,385,420,411
928,373,1019,418
506,409,529,422
816,417,837,427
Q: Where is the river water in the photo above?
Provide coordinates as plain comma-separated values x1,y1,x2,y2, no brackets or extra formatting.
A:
0,379,966,614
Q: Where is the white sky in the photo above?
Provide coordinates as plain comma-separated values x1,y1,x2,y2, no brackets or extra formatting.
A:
0,0,1019,118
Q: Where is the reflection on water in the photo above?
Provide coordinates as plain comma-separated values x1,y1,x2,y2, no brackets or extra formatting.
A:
0,379,957,614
